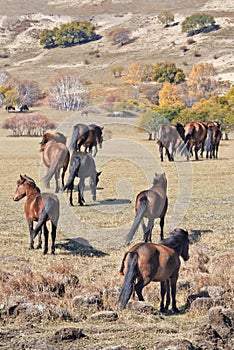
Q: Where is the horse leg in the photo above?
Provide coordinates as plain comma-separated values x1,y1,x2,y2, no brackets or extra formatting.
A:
158,142,163,162
43,223,49,255
160,281,167,312
144,219,154,242
51,223,56,255
68,182,74,206
165,280,171,310
36,230,42,249
170,274,179,313
194,145,199,160
29,222,34,249
55,169,60,193
78,179,85,205
135,279,145,301
160,216,165,241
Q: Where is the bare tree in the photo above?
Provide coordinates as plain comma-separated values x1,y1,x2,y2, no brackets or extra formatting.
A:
49,73,88,111
11,78,42,107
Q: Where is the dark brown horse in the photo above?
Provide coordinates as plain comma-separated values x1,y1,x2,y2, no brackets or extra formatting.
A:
204,122,222,159
119,228,190,311
70,123,103,157
157,123,186,162
13,175,60,255
184,121,207,160
40,140,70,193
125,173,168,245
40,132,67,146
63,151,101,206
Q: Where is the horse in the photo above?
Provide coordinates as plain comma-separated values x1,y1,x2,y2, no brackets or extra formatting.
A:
125,173,168,245
63,151,101,206
184,121,208,160
19,104,29,112
70,123,103,157
40,140,70,193
40,132,67,146
204,122,222,159
157,123,186,162
13,175,60,255
118,228,190,311
5,105,15,112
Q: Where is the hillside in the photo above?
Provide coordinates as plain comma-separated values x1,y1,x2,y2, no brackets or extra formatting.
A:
0,0,233,95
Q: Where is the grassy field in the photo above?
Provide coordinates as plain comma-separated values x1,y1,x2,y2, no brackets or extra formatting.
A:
0,108,233,349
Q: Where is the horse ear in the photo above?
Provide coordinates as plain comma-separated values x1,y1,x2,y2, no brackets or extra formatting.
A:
20,174,23,180
97,171,102,176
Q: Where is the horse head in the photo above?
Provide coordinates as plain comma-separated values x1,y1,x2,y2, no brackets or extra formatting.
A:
172,228,190,261
153,173,167,188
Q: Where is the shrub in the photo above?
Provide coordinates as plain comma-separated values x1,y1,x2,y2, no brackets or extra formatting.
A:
181,14,217,35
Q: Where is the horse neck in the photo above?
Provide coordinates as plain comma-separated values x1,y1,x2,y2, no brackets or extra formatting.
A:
25,183,40,199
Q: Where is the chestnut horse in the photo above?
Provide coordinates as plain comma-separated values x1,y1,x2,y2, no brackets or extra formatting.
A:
125,173,168,245
63,151,101,206
13,175,60,255
184,121,207,160
119,228,190,311
40,132,67,146
204,122,222,159
70,123,103,157
40,140,70,193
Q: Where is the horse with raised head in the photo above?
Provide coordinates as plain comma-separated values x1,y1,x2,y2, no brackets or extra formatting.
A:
70,123,103,157
184,121,207,160
119,228,190,311
40,140,70,193
125,173,168,245
40,132,67,146
157,123,186,162
63,151,101,206
13,175,60,255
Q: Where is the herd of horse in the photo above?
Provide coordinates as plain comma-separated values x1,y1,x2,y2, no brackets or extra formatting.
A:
13,118,222,313
157,120,222,162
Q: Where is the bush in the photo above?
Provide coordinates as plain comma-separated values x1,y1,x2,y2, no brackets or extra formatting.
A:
181,14,217,35
152,62,185,84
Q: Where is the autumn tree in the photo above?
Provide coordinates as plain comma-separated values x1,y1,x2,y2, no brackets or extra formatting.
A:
49,73,88,111
152,62,185,84
159,82,186,108
157,11,175,27
107,27,131,46
187,63,219,102
110,65,124,78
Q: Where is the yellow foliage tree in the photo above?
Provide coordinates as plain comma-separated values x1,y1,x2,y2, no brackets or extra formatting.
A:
159,82,186,108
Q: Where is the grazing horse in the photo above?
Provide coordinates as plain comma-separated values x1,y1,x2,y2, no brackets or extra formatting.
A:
184,122,207,160
118,228,190,311
19,104,29,112
70,123,103,157
125,173,168,244
13,175,60,255
5,105,15,112
204,122,222,159
63,151,101,206
40,140,70,193
40,132,67,146
157,123,186,162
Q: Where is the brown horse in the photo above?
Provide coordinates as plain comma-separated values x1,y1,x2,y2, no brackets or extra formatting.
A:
40,140,70,193
157,123,187,162
184,121,207,160
13,175,60,255
119,228,190,311
125,173,168,245
40,132,67,146
63,151,101,206
204,122,222,159
70,123,103,157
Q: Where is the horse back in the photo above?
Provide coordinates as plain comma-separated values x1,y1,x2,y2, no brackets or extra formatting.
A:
42,140,69,166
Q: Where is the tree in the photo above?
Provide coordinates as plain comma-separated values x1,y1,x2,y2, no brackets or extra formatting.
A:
49,73,88,111
11,78,42,106
152,62,185,84
110,66,124,78
158,11,175,27
181,14,216,35
137,109,169,139
187,63,219,102
159,82,186,108
107,27,131,46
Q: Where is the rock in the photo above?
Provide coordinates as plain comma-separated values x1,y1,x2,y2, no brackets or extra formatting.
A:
208,306,233,339
72,293,103,309
102,346,128,350
53,327,85,342
89,311,118,321
200,286,225,299
127,301,158,314
190,297,214,311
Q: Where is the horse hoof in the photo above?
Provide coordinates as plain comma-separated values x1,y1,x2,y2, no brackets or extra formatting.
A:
43,250,48,255
29,246,34,250
36,244,42,249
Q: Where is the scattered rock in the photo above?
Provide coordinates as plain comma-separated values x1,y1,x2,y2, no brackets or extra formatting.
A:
127,301,159,314
153,338,199,349
53,327,85,342
89,311,118,321
72,293,103,309
190,297,214,311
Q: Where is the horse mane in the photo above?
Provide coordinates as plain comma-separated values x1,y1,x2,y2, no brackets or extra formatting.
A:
20,174,40,192
161,229,188,254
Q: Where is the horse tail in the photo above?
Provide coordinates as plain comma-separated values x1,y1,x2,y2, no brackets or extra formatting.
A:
184,124,195,143
70,125,80,151
118,251,138,310
63,155,81,191
33,197,56,237
125,197,147,245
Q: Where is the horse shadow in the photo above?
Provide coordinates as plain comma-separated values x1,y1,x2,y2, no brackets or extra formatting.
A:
56,237,108,257
189,229,213,244
88,198,131,207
